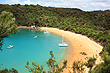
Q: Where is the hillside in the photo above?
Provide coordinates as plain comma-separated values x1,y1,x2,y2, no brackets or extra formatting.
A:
92,10,110,15
0,4,110,72
0,4,110,30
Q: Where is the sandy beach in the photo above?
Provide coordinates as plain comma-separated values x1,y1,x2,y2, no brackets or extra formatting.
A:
40,27,103,73
18,26,103,73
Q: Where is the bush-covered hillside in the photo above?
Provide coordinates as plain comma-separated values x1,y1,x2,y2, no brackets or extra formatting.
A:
0,4,110,72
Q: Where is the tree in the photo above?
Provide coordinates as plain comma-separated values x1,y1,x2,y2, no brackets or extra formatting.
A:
0,68,18,73
85,57,96,70
0,11,19,51
25,61,46,73
72,60,84,73
62,60,67,69
25,51,67,73
90,51,110,73
46,50,64,73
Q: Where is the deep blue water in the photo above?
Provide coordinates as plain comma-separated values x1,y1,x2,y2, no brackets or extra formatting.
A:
0,28,70,73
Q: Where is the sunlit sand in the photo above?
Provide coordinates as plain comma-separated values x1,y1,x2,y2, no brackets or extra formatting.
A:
18,26,103,73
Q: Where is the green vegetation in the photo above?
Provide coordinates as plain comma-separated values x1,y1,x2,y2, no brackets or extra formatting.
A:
25,51,67,73
0,11,19,51
0,4,110,73
85,57,96,70
72,60,84,73
90,51,110,73
0,68,18,73
25,61,46,73
0,11,19,73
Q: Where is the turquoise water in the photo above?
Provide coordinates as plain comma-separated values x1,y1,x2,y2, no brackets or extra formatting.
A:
0,28,70,73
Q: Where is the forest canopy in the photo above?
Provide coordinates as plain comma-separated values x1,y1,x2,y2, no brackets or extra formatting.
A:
0,4,110,72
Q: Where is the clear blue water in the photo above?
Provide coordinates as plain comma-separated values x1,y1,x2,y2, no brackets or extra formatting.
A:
0,28,69,73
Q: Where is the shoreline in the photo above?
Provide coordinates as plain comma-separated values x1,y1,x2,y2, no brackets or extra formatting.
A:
18,26,103,73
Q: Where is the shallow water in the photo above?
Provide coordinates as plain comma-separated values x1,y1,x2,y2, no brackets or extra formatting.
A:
0,28,71,73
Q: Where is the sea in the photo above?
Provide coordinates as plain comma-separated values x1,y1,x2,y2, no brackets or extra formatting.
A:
0,28,70,73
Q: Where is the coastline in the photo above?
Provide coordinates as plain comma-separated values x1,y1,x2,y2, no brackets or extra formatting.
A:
18,26,103,73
